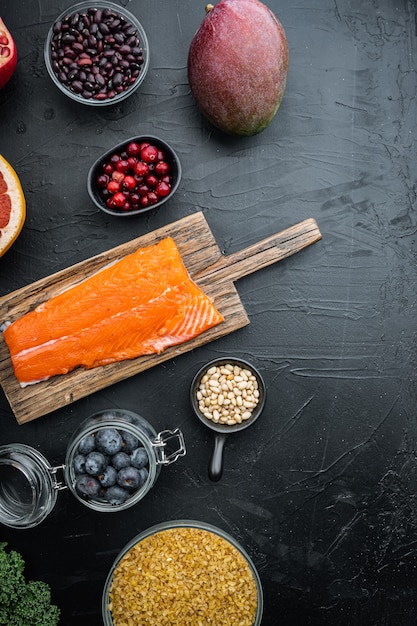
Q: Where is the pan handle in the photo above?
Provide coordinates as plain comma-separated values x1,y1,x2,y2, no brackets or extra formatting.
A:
208,433,228,482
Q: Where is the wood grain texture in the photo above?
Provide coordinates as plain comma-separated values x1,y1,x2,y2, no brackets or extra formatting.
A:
0,212,321,424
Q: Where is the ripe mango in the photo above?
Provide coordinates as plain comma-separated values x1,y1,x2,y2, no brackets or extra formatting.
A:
187,0,289,136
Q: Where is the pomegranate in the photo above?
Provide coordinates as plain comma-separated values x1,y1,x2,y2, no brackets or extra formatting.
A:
0,17,17,90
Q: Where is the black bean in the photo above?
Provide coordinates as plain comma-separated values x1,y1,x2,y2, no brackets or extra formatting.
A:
70,80,83,93
118,44,131,56
98,22,110,35
112,72,123,88
114,32,125,45
95,73,105,87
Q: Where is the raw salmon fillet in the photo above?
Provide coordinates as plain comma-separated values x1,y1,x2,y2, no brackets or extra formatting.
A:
3,237,224,385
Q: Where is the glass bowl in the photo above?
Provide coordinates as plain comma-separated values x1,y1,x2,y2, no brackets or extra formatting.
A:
102,520,263,626
44,1,149,106
87,135,182,216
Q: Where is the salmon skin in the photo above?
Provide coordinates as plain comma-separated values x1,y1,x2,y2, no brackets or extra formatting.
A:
3,237,224,386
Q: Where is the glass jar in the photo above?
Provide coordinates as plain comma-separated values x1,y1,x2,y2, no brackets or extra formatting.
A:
102,520,264,626
0,410,186,529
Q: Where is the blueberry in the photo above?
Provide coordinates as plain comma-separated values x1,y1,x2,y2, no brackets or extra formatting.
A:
121,430,140,454
105,485,130,506
117,466,142,490
137,467,149,486
75,474,101,499
130,446,148,469
73,454,86,474
112,451,131,470
98,465,118,488
77,433,96,455
85,451,108,476
95,428,123,455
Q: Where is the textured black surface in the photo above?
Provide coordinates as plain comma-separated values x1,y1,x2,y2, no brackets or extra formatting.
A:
0,1,416,624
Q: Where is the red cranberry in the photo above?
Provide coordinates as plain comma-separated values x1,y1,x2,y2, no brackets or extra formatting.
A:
140,145,159,163
156,181,171,197
112,192,126,208
107,180,121,194
127,142,141,156
102,163,114,175
123,175,136,190
147,191,158,204
112,171,124,183
127,156,137,169
96,174,109,187
116,159,130,173
134,161,149,177
137,184,149,197
145,174,158,188
155,161,170,176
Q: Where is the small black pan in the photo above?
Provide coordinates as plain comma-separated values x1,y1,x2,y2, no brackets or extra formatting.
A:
190,357,266,482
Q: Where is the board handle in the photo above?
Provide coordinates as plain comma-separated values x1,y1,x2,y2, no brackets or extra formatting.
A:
196,218,322,284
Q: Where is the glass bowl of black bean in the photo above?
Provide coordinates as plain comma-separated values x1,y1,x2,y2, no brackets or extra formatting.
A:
44,1,149,106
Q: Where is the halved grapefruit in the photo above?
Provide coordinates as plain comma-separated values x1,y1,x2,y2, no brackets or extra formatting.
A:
0,154,26,257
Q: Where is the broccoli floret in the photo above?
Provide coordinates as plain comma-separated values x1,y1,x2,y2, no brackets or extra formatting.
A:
0,543,60,626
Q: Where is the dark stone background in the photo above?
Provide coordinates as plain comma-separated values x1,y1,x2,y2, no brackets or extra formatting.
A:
0,1,416,624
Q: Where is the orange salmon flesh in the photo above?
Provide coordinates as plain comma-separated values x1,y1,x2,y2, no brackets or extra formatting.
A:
3,237,224,385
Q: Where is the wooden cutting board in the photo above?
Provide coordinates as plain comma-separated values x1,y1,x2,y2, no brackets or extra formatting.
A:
0,211,321,424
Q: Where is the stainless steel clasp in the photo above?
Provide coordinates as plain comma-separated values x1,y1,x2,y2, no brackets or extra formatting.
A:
152,428,186,465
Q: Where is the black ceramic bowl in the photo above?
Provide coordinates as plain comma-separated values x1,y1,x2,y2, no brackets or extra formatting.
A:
44,1,149,106
190,357,266,481
87,135,182,216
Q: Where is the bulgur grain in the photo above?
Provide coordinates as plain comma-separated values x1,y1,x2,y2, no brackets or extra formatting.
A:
108,526,259,625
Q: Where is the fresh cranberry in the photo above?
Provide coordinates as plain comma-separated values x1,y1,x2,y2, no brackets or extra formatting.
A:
140,145,159,163
147,191,158,205
121,201,131,211
127,142,141,156
137,184,149,197
116,159,130,173
160,175,172,185
112,171,125,183
112,192,126,208
102,163,114,176
134,161,149,177
107,180,121,194
139,195,149,208
96,174,109,187
123,175,136,190
156,181,171,197
145,174,158,188
109,154,120,165
138,141,150,151
157,149,166,161
155,161,170,176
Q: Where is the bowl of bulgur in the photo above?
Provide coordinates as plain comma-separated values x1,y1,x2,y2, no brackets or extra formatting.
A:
102,520,263,625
